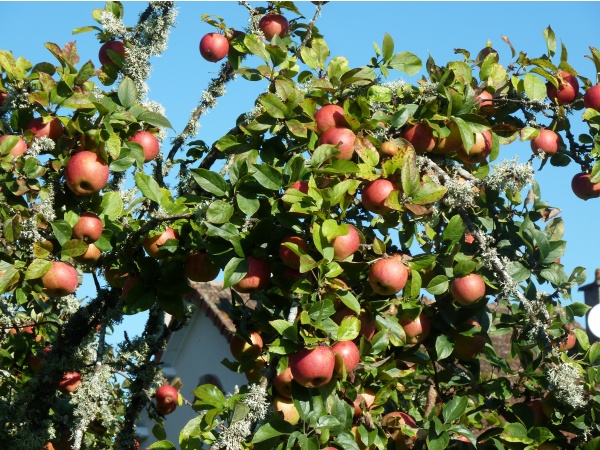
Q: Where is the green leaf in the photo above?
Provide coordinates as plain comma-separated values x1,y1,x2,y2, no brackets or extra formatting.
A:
192,384,226,410
51,220,73,246
501,423,532,444
117,77,137,108
542,26,556,59
453,260,477,277
138,110,174,130
252,164,282,190
135,172,162,205
382,33,394,63
260,93,288,119
25,259,53,280
452,116,474,152
148,441,176,450
524,73,546,101
388,51,422,75
252,421,295,443
100,191,124,220
435,334,454,360
206,200,234,224
443,396,468,423
588,343,600,364
236,192,260,217
426,275,449,295
300,47,319,70
223,257,245,288
61,240,88,258
191,168,228,197
338,316,360,341
401,153,420,197
442,215,465,243
244,34,270,62
412,182,447,205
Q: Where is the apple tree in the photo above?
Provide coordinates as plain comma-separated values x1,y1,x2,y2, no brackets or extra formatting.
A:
1,1,600,449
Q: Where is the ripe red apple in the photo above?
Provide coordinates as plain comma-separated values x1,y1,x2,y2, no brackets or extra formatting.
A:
457,130,492,164
233,256,270,293
381,412,417,447
230,331,263,361
584,84,600,110
314,104,348,133
451,319,486,361
399,313,431,345
156,385,179,415
184,251,220,282
29,346,51,373
74,243,101,264
547,71,579,105
105,268,129,288
433,122,463,154
368,255,408,296
331,340,360,375
557,329,577,352
72,212,103,243
258,13,290,41
287,180,309,194
361,179,400,215
380,141,400,157
279,236,309,270
99,40,125,67
318,126,356,160
571,172,600,200
28,117,64,141
402,122,435,153
0,91,7,106
64,151,110,196
0,135,27,157
332,225,360,261
273,395,300,425
289,346,335,388
42,261,79,297
530,129,560,155
143,227,178,259
199,32,230,62
58,371,82,393
475,89,494,110
464,233,475,244
129,130,160,163
523,399,545,426
121,276,139,300
352,387,376,417
451,273,486,306
273,366,293,398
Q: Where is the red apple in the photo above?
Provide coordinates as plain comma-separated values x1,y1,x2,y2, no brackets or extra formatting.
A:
273,366,294,398
457,130,492,164
433,122,463,154
99,40,125,67
279,236,309,270
368,256,408,296
331,340,360,375
29,346,51,373
380,141,400,157
0,91,7,106
143,227,178,259
184,251,220,282
584,84,600,110
72,212,103,243
464,233,475,244
42,262,79,297
399,313,431,345
352,387,376,417
156,385,179,415
524,399,545,426
273,395,300,425
230,331,263,361
289,346,335,388
287,180,309,194
318,127,356,160
557,329,577,352
233,256,270,293
74,243,101,264
571,172,600,200
64,151,110,196
0,135,27,157
314,104,348,133
28,117,64,141
381,412,417,447
199,32,230,62
451,273,486,305
451,320,486,361
332,225,360,261
475,89,494,110
361,179,400,215
129,130,160,162
121,276,139,301
58,371,82,393
547,71,579,105
402,122,435,152
259,14,289,41
530,129,560,155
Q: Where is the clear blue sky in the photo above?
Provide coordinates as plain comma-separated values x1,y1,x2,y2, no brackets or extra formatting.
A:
1,1,599,339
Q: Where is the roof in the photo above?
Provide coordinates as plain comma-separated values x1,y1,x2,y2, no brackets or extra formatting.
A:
578,281,600,292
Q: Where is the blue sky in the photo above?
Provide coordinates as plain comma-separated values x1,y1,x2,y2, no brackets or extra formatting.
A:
1,1,599,339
